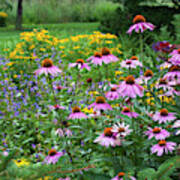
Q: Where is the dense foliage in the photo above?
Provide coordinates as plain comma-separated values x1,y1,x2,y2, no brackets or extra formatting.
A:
0,13,180,180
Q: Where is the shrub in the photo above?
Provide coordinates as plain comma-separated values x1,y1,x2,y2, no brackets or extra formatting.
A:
99,5,180,36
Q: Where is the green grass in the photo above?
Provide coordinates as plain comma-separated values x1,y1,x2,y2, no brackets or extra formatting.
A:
0,22,99,52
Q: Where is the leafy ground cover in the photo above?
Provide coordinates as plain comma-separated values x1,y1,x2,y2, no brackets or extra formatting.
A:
0,17,179,180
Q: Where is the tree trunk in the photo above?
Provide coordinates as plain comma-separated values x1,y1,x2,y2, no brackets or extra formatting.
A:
16,0,23,30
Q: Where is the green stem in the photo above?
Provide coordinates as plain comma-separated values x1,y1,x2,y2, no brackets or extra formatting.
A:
47,75,57,103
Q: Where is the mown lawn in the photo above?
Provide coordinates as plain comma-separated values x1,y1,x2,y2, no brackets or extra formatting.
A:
0,22,99,51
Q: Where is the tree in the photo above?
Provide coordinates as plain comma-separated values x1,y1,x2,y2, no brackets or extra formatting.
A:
16,0,23,30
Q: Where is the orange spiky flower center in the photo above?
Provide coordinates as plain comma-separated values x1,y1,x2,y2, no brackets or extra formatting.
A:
153,127,161,133
125,75,135,85
118,172,125,177
130,56,138,60
158,140,166,146
159,78,167,85
42,58,53,68
177,49,180,54
144,70,154,77
76,59,84,64
94,52,102,58
96,96,106,104
72,106,81,113
104,127,113,136
122,107,131,113
111,87,116,92
169,65,180,72
118,127,125,133
160,109,168,116
48,149,57,156
101,47,111,56
133,15,146,23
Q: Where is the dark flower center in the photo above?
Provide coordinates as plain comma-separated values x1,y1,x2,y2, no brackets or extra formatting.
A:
160,109,168,116
144,70,153,77
104,127,113,137
61,120,69,127
130,56,138,60
111,87,116,92
153,127,161,134
169,65,180,72
87,78,92,83
177,49,180,54
72,106,81,113
17,160,21,163
48,149,57,156
133,15,146,23
158,140,166,146
122,107,131,113
118,172,125,177
126,60,132,65
118,128,125,133
42,59,53,68
125,75,135,85
94,52,102,58
159,79,167,85
96,96,106,104
76,59,84,64
101,47,111,56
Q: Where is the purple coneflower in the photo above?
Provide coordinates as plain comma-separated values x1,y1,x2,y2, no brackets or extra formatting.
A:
145,127,170,140
169,49,180,65
112,172,136,180
155,78,172,91
101,47,119,64
69,59,90,71
127,15,155,34
34,58,62,76
137,70,154,84
121,107,139,118
160,61,172,70
94,127,121,147
87,52,103,66
151,140,176,156
112,122,132,138
152,109,176,124
172,120,180,135
163,65,180,81
105,87,119,100
55,128,72,137
118,75,144,98
68,106,87,120
49,104,65,111
44,149,64,164
121,56,142,69
89,96,112,111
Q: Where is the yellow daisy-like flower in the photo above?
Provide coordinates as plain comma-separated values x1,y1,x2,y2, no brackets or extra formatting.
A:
146,97,155,106
6,62,14,66
88,91,99,96
13,159,30,167
82,107,94,114
146,92,152,97
38,176,52,180
115,71,123,76
111,104,119,108
13,75,18,78
0,12,8,18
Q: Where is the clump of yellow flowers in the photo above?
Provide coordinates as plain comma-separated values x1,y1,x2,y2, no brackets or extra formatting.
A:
7,29,122,65
0,12,8,18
